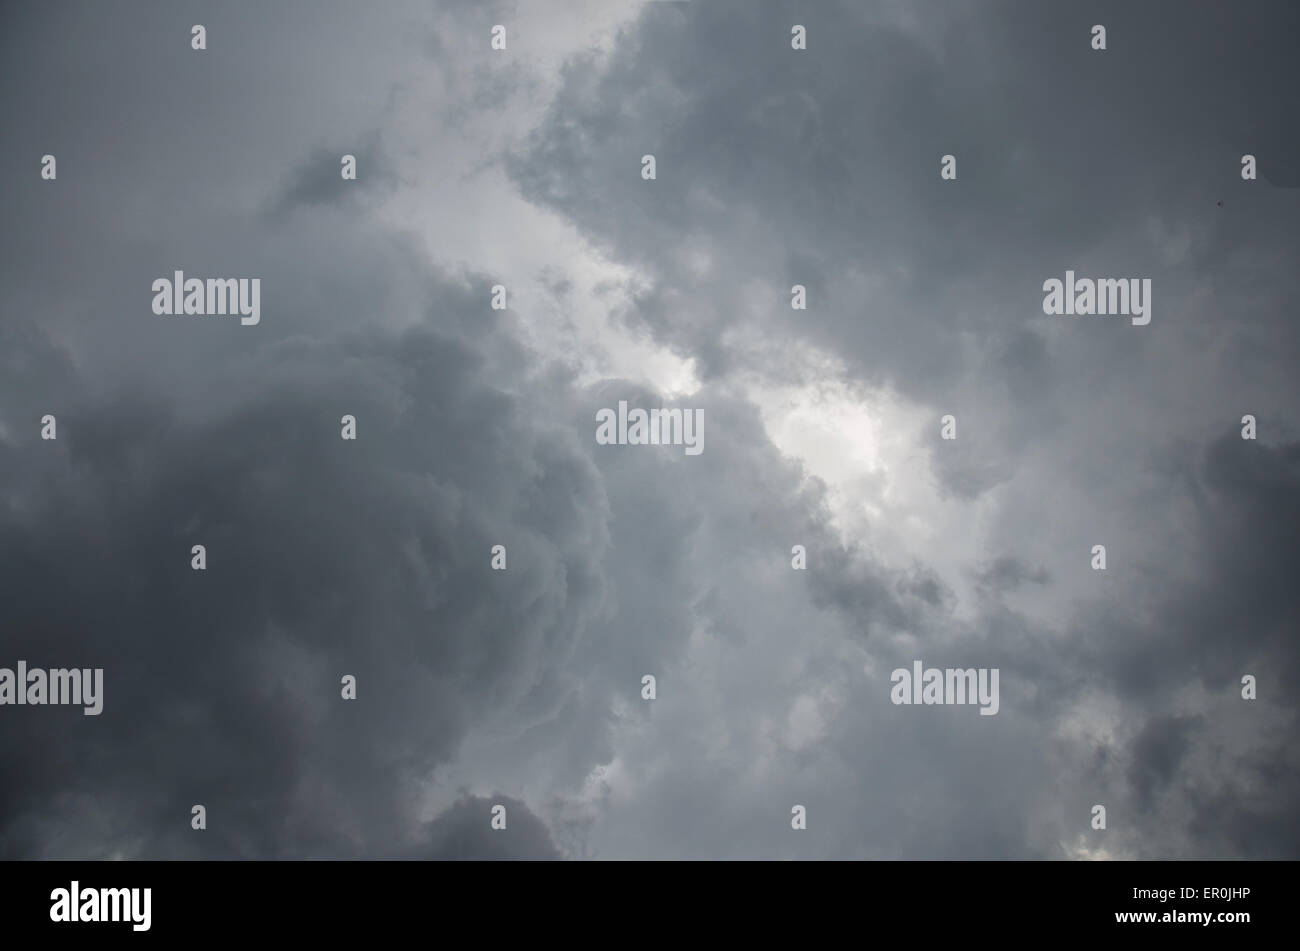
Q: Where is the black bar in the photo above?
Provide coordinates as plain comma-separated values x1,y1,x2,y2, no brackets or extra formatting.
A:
2,860,1278,939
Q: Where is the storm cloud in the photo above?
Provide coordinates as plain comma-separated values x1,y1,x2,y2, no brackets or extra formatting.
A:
1,0,1297,860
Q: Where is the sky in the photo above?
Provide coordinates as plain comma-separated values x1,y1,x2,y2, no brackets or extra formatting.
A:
1,0,1297,860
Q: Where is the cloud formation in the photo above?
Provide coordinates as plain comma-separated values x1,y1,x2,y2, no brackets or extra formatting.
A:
1,0,1297,860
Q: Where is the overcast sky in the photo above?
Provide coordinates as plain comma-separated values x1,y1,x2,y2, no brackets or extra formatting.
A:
2,0,1297,860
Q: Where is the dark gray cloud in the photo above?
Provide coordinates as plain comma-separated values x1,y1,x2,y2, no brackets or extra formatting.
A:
504,0,1300,857
510,0,1300,413
0,320,611,858
977,557,1051,595
410,795,561,860
270,137,397,218
1129,715,1200,812
2,0,1297,861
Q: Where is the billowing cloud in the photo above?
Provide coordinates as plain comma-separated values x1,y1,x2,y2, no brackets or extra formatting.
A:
2,0,1297,861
